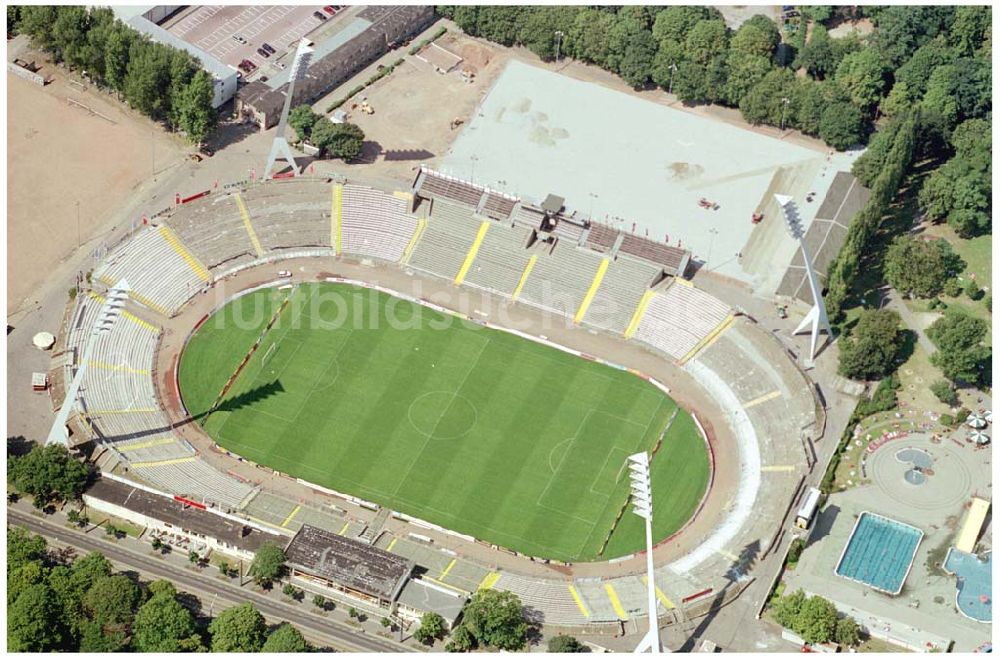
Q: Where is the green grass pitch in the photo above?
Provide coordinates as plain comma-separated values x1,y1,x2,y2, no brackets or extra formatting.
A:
179,283,710,562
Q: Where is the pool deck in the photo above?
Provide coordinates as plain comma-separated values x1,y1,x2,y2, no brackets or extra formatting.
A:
785,487,990,652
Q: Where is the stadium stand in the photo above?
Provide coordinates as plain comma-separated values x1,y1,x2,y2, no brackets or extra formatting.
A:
583,255,661,334
493,573,591,625
462,223,534,296
584,223,620,254
130,457,256,510
633,281,731,361
407,200,483,279
518,242,606,317
93,226,207,315
240,180,329,250
340,184,419,262
164,194,257,270
618,233,690,277
413,166,489,209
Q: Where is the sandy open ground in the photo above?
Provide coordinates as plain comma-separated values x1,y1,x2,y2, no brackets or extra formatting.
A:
6,58,183,314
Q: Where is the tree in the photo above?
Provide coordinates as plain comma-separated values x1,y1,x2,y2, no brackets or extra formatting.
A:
835,48,890,111
289,105,319,142
795,595,838,644
249,543,286,585
312,594,326,609
685,19,728,65
838,309,903,380
927,311,991,385
835,616,861,647
7,443,90,508
8,527,48,573
819,100,865,150
461,589,528,651
548,634,586,652
885,237,965,298
18,6,59,53
81,574,142,645
208,603,267,652
930,379,959,406
797,25,837,79
949,5,991,56
8,583,67,651
724,54,773,107
652,7,714,45
964,279,983,301
565,9,615,67
8,561,46,606
131,586,201,652
262,623,309,652
104,22,135,96
772,588,806,629
444,624,476,652
606,17,657,88
176,70,216,145
71,552,113,594
282,582,297,598
730,17,780,60
414,611,447,645
311,121,365,160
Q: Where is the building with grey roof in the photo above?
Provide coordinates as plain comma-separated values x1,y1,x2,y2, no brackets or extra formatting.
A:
284,524,414,607
237,6,435,129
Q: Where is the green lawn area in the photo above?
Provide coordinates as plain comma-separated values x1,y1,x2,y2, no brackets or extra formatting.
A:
922,222,992,285
179,283,709,562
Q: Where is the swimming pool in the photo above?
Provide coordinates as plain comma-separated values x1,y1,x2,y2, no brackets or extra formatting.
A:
944,548,992,623
835,512,923,595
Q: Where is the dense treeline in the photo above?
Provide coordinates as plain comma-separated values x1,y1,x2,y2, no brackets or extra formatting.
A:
437,6,989,151
9,6,217,144
7,528,310,652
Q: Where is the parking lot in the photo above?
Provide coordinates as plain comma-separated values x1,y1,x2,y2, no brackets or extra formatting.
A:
164,6,338,72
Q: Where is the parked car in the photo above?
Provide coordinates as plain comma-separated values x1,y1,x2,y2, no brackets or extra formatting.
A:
257,47,269,58
313,10,327,20
276,62,286,70
323,5,335,14
262,42,275,54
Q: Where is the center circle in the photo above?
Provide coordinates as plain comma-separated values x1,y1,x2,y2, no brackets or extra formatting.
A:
408,391,477,440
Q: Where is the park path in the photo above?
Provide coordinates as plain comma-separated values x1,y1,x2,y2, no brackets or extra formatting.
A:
884,289,937,355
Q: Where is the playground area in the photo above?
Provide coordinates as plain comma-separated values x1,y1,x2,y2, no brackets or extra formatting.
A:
442,59,859,290
6,40,183,315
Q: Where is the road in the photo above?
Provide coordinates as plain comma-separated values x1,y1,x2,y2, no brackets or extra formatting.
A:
8,508,415,653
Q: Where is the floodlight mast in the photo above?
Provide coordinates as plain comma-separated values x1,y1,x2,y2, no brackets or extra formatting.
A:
47,280,131,445
263,38,315,180
775,194,832,362
628,451,663,653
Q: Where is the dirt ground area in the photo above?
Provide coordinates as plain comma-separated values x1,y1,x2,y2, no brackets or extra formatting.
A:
307,28,511,189
6,48,185,314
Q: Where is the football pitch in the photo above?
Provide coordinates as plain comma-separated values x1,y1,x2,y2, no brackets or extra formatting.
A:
179,283,710,562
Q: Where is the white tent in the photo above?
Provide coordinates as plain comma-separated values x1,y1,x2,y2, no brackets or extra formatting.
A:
32,331,55,350
970,430,990,445
967,414,987,429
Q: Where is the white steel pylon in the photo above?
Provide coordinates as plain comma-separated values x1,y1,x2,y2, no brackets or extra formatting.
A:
628,452,664,653
263,38,314,180
775,194,833,361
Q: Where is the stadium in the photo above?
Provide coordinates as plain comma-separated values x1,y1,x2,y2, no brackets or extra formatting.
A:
51,159,824,627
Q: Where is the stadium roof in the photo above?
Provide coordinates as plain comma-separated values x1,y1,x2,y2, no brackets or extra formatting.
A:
84,477,282,553
284,525,413,601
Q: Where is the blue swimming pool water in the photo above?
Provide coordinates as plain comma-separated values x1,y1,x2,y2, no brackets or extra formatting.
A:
835,512,923,594
944,548,992,622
